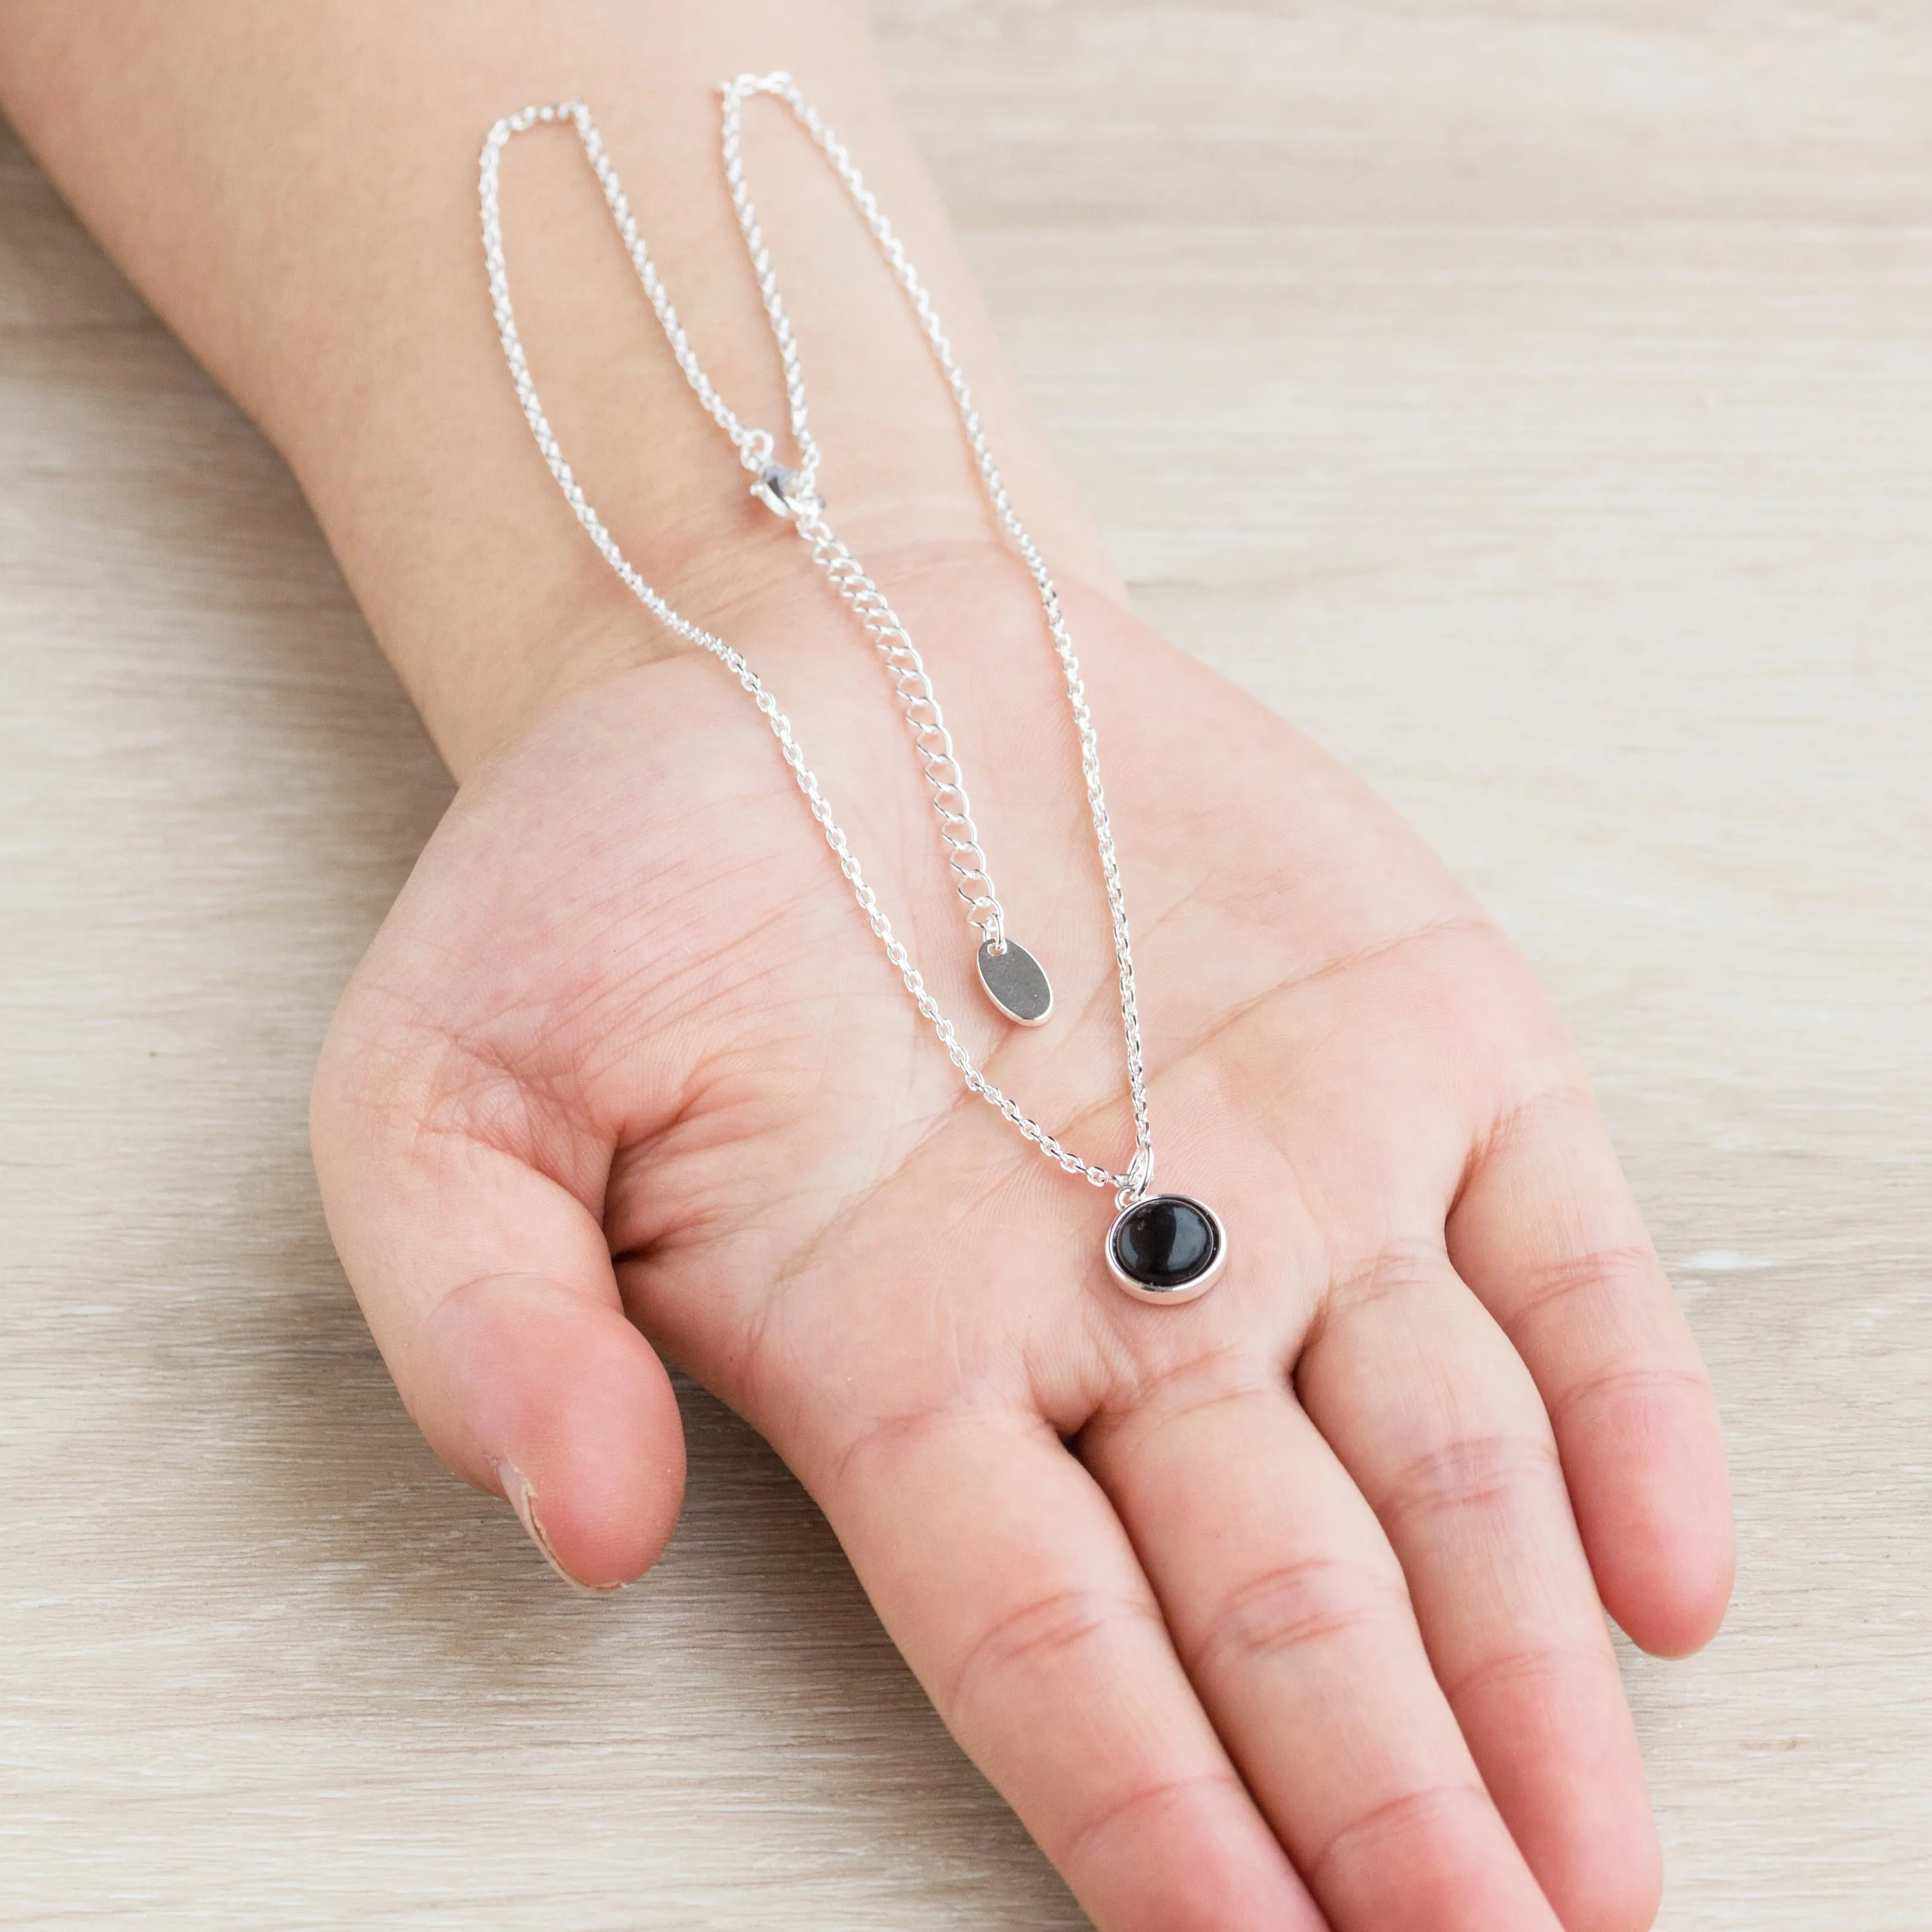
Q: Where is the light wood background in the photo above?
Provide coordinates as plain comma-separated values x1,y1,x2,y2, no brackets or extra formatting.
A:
3,2,1928,1925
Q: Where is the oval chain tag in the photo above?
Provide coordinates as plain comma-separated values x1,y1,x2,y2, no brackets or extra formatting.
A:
976,939,1054,1027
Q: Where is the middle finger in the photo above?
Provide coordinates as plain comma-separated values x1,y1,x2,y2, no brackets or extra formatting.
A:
1295,1243,1657,1930
1082,1357,1563,1932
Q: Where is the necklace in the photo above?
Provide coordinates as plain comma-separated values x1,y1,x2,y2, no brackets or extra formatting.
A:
478,75,1225,1304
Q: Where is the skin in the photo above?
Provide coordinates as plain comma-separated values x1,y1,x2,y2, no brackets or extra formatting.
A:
0,4,1733,1927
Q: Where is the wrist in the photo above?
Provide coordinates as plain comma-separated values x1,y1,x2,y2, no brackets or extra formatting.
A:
355,76,1126,778
448,524,1128,784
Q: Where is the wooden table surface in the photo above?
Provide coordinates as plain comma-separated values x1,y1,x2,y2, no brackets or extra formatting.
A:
3,4,1927,1925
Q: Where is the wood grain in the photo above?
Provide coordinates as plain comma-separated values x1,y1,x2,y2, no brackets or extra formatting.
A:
2,3,1927,1925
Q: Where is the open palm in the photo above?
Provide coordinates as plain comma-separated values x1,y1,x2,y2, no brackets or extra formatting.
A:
313,555,1730,1932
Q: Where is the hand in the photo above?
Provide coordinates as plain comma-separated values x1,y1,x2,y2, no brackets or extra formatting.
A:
312,550,1732,1932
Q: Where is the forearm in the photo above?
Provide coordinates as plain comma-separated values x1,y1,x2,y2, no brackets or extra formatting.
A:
0,0,1119,774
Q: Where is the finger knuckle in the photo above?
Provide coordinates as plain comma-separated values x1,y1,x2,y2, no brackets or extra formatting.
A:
948,1586,1160,1721
1189,1553,1408,1679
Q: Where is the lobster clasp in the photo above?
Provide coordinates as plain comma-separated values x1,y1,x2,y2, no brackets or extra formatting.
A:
750,462,825,519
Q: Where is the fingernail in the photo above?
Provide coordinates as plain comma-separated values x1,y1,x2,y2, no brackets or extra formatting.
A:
496,1459,621,1596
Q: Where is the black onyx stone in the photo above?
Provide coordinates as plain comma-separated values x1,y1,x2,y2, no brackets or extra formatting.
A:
1110,1195,1221,1290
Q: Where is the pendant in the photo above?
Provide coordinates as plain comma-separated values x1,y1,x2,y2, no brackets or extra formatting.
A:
1105,1194,1226,1305
976,938,1054,1027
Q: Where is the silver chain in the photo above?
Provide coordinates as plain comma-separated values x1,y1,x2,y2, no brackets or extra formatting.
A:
478,80,1155,1205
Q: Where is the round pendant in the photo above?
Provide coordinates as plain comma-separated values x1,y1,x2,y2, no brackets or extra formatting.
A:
976,939,1054,1027
1105,1194,1226,1305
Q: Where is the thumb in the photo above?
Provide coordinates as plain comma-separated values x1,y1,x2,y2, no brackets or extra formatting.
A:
311,1051,684,1592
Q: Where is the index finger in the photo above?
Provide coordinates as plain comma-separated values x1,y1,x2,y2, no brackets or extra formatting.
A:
806,1408,1324,1932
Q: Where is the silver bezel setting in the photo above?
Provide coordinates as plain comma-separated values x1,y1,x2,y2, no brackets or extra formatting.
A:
1105,1194,1227,1305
